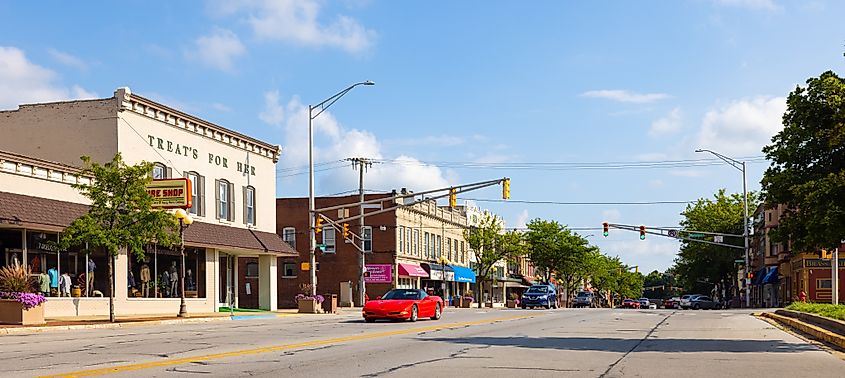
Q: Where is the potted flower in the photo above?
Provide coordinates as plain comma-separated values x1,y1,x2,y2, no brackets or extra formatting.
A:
507,292,519,308
295,284,324,313
461,290,474,308
0,265,47,325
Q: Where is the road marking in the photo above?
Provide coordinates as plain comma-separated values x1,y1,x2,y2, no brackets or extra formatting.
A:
39,314,534,378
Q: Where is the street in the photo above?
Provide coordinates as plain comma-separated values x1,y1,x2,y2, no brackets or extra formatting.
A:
1,308,843,378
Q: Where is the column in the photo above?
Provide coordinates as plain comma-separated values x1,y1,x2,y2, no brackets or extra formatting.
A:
258,255,278,311
114,249,129,314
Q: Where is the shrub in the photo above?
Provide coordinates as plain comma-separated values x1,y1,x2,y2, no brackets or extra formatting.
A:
786,301,845,321
0,265,35,293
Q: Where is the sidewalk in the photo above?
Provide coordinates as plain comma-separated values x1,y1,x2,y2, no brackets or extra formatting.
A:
0,308,334,335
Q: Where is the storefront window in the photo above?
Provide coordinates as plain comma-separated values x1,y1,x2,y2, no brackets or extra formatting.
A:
0,229,23,270
127,245,206,298
22,230,106,298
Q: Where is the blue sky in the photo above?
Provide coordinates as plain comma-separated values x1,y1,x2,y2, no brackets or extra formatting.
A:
1,0,843,274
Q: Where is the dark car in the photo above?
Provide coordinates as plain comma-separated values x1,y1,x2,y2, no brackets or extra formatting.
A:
689,296,720,310
521,284,559,309
573,291,597,308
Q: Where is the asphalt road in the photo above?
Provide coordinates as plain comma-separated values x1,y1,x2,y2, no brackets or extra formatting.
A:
1,308,843,377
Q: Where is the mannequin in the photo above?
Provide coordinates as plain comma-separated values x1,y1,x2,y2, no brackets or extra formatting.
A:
59,272,71,297
140,264,151,297
169,264,178,297
186,269,194,291
11,253,20,267
87,258,96,292
39,270,50,296
47,267,59,296
161,270,170,297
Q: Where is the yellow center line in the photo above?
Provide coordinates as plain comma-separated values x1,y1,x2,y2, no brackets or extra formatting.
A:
39,314,535,378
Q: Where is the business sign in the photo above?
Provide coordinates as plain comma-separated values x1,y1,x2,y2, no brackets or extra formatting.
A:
429,268,444,281
364,264,392,284
146,178,192,209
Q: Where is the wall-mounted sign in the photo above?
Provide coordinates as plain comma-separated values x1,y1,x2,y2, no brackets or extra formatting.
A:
147,134,257,176
364,264,393,284
146,178,192,209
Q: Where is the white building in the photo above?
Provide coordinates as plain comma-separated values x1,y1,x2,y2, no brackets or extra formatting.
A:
0,88,296,317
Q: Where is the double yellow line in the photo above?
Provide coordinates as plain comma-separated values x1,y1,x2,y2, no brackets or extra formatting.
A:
40,314,533,377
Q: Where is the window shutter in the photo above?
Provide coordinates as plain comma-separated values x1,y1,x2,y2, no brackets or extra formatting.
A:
252,187,257,225
166,166,173,179
214,179,221,219
242,186,248,225
199,175,206,217
228,182,235,221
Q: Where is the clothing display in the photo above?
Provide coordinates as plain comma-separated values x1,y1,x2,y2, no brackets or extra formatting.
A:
47,267,59,289
140,264,151,297
87,259,96,291
39,272,50,295
59,273,71,296
169,266,178,297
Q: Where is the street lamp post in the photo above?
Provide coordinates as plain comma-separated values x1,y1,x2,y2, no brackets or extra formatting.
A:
174,209,193,317
308,81,374,297
695,149,750,308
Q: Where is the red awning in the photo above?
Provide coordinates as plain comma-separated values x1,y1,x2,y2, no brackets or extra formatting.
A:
398,263,429,277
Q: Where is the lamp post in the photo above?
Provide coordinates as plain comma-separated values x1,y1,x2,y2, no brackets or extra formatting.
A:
174,209,193,317
695,149,750,308
308,81,374,296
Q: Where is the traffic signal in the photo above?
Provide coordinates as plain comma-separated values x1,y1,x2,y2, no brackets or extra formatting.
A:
342,223,349,238
602,222,609,237
639,225,646,240
502,178,510,200
449,188,457,208
315,216,323,234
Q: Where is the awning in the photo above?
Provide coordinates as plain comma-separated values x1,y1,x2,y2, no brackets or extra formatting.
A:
398,263,429,277
752,268,766,285
762,267,779,285
449,265,476,283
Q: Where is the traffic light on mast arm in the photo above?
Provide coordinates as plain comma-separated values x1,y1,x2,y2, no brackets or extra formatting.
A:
502,178,510,200
639,225,646,240
449,188,457,208
315,216,323,234
602,222,609,237
342,223,350,239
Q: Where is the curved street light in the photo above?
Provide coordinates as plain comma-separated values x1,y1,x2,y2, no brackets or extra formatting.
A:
174,208,193,317
308,81,375,297
695,148,749,308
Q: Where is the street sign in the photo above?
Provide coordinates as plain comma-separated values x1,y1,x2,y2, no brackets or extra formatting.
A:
689,233,704,238
734,259,744,263
714,235,724,243
668,230,678,237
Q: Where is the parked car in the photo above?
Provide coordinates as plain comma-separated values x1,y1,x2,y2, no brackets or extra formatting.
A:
573,291,597,308
621,298,641,309
679,294,703,309
647,298,664,308
521,284,559,309
663,297,681,309
363,289,443,322
689,296,721,310
638,298,650,308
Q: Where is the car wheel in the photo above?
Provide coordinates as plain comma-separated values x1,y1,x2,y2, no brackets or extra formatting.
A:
521,304,526,309
546,301,552,310
431,303,441,320
409,305,418,322
693,304,700,310
365,317,375,323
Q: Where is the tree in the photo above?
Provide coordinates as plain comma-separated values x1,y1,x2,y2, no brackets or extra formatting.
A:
524,219,594,307
761,70,845,252
58,154,179,322
672,189,755,298
465,213,525,308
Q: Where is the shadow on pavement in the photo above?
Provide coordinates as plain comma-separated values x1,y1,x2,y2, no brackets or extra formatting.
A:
423,336,817,353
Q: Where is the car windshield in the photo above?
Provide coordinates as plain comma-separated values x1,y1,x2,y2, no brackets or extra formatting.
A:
526,286,549,293
380,290,424,300
577,292,591,297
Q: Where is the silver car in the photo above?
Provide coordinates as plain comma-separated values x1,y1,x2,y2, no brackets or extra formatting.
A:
679,294,703,309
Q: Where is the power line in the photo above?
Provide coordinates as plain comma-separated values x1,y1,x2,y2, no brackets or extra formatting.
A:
460,198,694,205
368,156,769,171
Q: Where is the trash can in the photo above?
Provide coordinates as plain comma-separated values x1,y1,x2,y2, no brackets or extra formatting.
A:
322,294,338,314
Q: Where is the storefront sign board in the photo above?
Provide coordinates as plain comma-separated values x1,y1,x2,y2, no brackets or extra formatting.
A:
146,178,192,209
365,264,393,284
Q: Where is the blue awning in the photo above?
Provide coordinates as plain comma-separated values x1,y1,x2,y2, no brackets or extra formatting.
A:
762,267,779,285
449,265,476,283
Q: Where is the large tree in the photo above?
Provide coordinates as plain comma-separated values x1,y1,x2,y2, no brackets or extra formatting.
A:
761,69,845,252
58,154,179,322
524,219,594,307
465,213,525,308
673,189,755,297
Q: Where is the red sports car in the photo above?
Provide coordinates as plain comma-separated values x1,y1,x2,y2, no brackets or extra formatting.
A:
620,299,641,309
363,289,443,322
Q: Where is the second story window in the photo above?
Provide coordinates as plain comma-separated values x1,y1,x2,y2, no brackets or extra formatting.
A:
424,232,430,258
323,228,336,253
186,172,205,216
152,163,167,179
244,186,255,225
398,226,404,254
363,226,372,252
215,179,234,221
413,229,419,256
282,227,296,249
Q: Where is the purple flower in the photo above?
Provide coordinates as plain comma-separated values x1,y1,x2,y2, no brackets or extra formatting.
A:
295,293,325,304
1,292,46,310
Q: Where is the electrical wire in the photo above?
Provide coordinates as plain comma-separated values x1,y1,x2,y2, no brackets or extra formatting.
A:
460,198,694,205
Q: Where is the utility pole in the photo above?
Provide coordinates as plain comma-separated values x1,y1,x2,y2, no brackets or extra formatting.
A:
349,157,373,307
835,244,840,306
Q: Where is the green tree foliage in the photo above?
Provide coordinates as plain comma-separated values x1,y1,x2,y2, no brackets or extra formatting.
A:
464,213,525,308
761,70,845,252
673,189,755,296
58,153,179,322
524,219,598,306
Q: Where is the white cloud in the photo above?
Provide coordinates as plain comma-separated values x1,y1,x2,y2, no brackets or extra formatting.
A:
186,28,246,72
580,89,670,104
47,49,88,70
713,0,781,11
649,107,683,137
267,92,451,194
648,179,665,189
514,209,529,229
601,209,621,222
0,46,96,110
696,96,786,156
215,0,376,54
385,135,464,147
211,102,232,112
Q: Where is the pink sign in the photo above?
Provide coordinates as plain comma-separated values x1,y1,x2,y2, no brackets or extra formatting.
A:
365,264,393,284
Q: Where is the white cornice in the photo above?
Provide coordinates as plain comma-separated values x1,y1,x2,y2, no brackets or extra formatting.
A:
0,150,92,186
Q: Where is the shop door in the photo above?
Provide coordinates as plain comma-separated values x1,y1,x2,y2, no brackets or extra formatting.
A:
218,254,233,307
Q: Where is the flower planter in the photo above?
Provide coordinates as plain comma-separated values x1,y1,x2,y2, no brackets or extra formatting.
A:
506,300,517,308
460,298,473,308
297,298,321,313
0,299,45,325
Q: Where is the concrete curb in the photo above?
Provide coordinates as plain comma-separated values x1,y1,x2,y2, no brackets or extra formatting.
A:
760,312,845,351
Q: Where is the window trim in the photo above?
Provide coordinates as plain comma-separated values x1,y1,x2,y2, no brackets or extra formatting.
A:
282,262,297,278
216,179,234,222
244,185,256,226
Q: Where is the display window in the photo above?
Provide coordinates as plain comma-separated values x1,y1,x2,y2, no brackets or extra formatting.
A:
18,230,107,298
127,245,206,298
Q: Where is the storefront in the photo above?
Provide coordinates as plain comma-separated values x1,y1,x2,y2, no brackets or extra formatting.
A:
449,264,475,305
792,256,845,304
397,262,428,289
